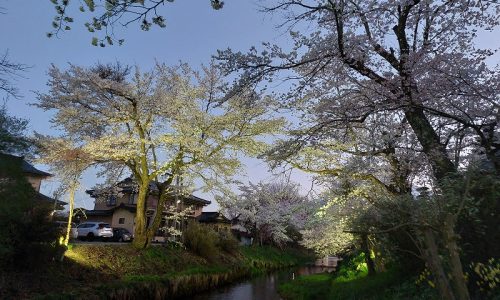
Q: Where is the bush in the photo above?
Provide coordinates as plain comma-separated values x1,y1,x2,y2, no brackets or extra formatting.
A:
217,231,239,254
183,221,218,260
334,251,368,282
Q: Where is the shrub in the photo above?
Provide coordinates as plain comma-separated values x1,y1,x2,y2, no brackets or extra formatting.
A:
217,231,239,254
470,258,500,298
183,221,218,260
335,251,368,282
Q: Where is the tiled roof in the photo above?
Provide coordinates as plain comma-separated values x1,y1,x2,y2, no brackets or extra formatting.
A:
184,194,211,206
197,211,230,223
21,160,52,177
35,191,68,206
0,153,52,177
85,203,136,216
87,177,211,206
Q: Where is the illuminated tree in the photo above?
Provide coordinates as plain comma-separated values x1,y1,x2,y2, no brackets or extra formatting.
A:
300,177,378,257
36,62,283,248
35,135,93,247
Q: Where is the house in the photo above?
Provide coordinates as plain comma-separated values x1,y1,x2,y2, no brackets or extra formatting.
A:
197,211,255,245
81,177,211,237
315,256,343,268
197,211,232,232
230,224,253,246
0,153,66,209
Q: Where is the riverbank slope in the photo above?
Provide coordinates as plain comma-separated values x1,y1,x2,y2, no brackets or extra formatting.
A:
278,253,437,300
1,244,310,299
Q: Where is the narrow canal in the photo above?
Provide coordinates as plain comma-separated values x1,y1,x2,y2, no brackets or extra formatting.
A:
188,266,335,300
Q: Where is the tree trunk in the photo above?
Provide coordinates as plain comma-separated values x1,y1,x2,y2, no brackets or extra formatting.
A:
361,233,376,276
63,184,76,246
132,184,149,249
421,228,456,300
443,214,470,300
405,107,470,299
404,107,456,180
485,147,500,174
145,186,170,244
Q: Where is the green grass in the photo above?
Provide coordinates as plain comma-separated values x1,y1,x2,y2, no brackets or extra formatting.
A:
241,246,311,275
279,269,437,300
279,253,438,300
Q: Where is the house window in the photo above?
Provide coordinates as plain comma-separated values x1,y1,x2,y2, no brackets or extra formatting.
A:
118,218,125,224
107,195,117,206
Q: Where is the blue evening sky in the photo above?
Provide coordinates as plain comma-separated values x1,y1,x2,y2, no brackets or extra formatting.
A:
0,0,312,210
1,1,498,210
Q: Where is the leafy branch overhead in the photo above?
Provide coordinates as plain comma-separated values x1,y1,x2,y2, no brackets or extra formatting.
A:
48,0,225,47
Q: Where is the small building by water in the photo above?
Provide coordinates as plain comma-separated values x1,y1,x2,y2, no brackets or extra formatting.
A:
315,256,342,267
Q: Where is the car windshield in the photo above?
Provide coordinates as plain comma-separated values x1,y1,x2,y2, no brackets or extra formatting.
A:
56,222,76,228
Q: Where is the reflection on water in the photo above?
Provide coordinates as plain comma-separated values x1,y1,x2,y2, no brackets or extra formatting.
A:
188,266,335,300
296,266,336,276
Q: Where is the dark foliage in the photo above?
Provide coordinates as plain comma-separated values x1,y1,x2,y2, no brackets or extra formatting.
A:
91,62,130,82
0,106,31,155
0,153,62,269
455,170,500,297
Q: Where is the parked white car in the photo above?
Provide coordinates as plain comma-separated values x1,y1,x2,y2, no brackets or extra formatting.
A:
54,221,78,240
77,222,113,240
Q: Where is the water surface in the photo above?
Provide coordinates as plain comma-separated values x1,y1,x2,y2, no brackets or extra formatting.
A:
189,266,335,300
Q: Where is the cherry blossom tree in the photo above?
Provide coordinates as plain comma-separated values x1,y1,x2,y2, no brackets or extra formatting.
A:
301,173,397,276
35,135,93,247
218,0,499,177
220,179,311,247
217,1,499,299
35,62,283,249
300,197,357,257
159,204,193,243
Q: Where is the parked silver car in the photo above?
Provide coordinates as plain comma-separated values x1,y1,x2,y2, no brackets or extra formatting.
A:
77,222,113,240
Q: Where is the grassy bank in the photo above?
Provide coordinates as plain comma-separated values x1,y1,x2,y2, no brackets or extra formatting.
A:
278,254,437,300
0,244,310,299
